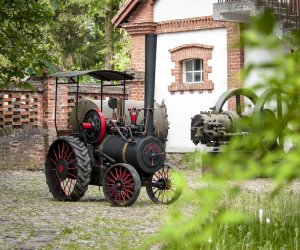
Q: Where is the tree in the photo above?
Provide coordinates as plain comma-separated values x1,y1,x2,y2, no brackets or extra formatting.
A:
50,0,129,71
0,0,56,88
85,0,128,70
0,0,130,88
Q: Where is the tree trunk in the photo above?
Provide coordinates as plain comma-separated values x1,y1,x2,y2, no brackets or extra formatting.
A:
104,2,114,70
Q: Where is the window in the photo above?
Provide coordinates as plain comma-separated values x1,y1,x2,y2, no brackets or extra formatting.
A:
183,59,203,83
168,44,214,94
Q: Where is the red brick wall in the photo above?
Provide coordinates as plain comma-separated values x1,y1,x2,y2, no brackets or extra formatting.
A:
130,35,146,71
0,91,43,128
128,80,144,100
0,78,129,169
120,0,156,73
227,23,244,110
127,0,154,24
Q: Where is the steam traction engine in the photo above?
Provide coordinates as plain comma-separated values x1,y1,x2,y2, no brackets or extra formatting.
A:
45,34,182,206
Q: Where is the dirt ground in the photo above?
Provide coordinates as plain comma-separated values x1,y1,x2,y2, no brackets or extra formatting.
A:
0,169,200,250
1,169,299,250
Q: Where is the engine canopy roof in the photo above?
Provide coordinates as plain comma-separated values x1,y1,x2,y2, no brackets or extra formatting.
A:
49,70,134,82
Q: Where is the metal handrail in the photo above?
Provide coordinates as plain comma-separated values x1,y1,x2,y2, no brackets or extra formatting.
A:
217,0,299,29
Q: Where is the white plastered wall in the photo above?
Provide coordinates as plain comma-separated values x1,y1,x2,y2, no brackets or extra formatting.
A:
154,0,217,22
153,0,227,152
155,29,227,152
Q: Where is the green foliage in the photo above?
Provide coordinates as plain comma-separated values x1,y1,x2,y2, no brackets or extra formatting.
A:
49,0,105,70
0,0,130,88
49,0,130,71
0,0,57,88
152,11,300,249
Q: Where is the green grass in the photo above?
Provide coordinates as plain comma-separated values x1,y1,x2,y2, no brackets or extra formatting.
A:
164,190,300,250
211,192,300,250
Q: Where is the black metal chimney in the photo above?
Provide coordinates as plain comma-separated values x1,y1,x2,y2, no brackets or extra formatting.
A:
144,33,157,136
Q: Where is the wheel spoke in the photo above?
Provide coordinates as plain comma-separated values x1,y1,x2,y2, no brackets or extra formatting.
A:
122,187,134,195
50,157,57,165
53,147,59,162
121,171,132,183
66,158,76,166
67,172,77,179
107,176,116,184
66,144,74,161
114,167,120,179
122,190,131,200
58,143,61,159
61,142,65,160
123,178,134,185
110,170,117,180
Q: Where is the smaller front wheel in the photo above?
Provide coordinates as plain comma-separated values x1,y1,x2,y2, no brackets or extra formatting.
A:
102,163,141,206
146,163,183,204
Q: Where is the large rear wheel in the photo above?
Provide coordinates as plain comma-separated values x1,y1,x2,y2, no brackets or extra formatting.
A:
146,163,183,204
45,136,92,201
102,163,141,206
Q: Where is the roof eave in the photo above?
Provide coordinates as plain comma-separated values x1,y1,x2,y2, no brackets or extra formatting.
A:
112,0,143,27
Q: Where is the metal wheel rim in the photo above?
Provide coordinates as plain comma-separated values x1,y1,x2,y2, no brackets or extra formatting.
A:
103,164,141,206
45,140,78,198
146,163,182,204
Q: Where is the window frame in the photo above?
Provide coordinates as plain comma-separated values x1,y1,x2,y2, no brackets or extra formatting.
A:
182,59,204,84
168,44,214,94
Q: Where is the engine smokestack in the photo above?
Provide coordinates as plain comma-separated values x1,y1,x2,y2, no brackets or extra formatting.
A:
144,33,157,136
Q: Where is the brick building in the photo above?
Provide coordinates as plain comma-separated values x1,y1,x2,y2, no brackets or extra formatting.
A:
112,0,245,152
112,0,299,152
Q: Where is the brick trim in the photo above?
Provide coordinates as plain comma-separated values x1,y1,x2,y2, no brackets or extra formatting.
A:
121,22,157,35
168,44,214,94
157,16,226,34
169,44,214,53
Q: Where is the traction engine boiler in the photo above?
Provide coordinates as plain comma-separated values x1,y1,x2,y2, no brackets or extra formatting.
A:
45,34,182,206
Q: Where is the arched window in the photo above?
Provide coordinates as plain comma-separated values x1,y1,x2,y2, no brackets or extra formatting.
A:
168,44,214,94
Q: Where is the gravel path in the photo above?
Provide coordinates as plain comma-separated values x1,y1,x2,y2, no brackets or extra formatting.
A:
0,169,299,250
0,170,185,250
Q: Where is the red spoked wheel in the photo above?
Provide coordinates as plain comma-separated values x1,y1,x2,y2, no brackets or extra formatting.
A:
45,136,91,201
102,163,141,206
146,163,183,204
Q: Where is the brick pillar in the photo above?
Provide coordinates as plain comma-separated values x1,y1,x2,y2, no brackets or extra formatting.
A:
43,78,55,135
56,84,69,130
43,77,69,146
227,23,244,111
